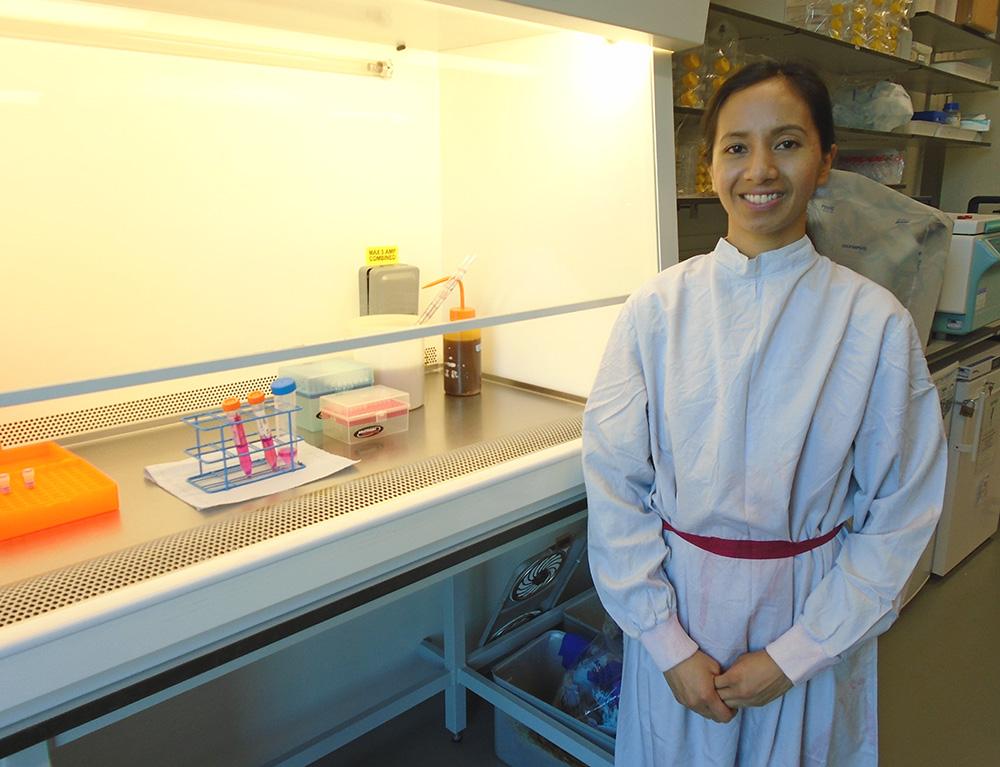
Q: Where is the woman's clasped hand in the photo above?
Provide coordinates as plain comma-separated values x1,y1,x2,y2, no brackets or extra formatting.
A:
663,650,793,723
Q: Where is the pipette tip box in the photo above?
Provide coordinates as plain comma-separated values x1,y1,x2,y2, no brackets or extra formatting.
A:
277,358,375,433
320,385,410,444
0,442,119,541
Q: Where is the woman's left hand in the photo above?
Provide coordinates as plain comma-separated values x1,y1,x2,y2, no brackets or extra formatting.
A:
713,650,793,709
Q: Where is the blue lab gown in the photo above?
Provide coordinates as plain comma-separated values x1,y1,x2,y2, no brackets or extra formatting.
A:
582,236,947,766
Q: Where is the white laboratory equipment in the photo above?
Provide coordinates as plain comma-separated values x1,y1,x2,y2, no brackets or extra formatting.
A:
899,359,960,605
933,213,1000,335
932,345,1000,575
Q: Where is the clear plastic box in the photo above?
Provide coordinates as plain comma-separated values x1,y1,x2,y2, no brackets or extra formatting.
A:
277,358,374,433
320,385,410,444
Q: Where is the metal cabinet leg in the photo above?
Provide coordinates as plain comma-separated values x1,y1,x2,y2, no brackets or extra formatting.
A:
443,574,468,737
0,742,52,767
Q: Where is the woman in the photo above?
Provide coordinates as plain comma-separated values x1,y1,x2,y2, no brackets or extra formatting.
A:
582,61,946,766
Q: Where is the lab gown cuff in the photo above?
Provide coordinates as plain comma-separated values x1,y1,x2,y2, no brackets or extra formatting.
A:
766,623,838,686
638,613,699,672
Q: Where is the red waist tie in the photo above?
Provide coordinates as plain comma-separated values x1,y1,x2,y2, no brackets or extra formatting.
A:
661,520,846,560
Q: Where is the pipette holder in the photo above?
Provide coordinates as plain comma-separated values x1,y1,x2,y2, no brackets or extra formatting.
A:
182,400,303,493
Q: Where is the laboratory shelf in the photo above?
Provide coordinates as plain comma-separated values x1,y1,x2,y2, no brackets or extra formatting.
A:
673,107,990,147
677,193,723,208
910,12,1000,72
927,321,1000,371
708,3,998,94
843,125,990,147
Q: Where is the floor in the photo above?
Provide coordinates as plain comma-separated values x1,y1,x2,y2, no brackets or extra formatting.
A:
317,536,1000,767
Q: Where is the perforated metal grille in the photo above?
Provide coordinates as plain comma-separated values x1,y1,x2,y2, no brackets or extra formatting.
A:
0,378,278,448
0,416,582,628
423,347,438,366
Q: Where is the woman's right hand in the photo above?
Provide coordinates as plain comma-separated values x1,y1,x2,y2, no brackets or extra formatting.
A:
663,651,737,723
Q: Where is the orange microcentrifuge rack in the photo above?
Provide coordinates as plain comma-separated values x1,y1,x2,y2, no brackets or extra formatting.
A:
0,441,119,541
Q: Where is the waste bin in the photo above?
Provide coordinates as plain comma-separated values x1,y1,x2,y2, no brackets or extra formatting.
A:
492,629,616,765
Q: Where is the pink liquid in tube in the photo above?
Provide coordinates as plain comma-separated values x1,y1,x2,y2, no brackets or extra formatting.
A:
247,390,278,470
222,398,254,477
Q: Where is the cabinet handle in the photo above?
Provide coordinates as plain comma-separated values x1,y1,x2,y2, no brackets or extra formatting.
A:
957,391,987,464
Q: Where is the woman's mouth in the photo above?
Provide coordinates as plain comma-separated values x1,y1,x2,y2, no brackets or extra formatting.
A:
740,192,784,208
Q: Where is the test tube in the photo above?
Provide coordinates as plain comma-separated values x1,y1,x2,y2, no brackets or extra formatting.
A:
22,467,35,489
271,377,298,467
221,397,254,477
0,473,10,494
247,390,278,470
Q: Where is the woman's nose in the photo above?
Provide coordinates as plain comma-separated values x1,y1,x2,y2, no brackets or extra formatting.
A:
745,149,778,183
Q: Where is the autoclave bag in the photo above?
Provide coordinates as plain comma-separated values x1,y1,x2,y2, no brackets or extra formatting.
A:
807,169,951,347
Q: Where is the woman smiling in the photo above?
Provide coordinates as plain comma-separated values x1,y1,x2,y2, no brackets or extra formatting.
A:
583,61,947,766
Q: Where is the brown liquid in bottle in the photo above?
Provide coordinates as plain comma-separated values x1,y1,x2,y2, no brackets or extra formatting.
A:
444,334,481,396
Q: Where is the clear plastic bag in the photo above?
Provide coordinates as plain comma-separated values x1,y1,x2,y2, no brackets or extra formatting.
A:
805,0,830,35
807,169,952,347
553,619,624,736
835,149,906,184
672,20,741,110
831,78,914,131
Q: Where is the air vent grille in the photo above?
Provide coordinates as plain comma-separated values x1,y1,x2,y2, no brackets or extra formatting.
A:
0,378,278,447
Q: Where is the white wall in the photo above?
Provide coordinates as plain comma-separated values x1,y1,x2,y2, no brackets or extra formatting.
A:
0,10,444,412
438,34,660,396
939,89,1000,214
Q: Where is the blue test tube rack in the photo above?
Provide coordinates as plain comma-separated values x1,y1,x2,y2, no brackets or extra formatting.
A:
182,398,303,493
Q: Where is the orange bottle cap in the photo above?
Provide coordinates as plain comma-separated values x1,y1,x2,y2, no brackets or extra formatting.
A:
247,390,266,405
221,397,241,412
450,306,476,321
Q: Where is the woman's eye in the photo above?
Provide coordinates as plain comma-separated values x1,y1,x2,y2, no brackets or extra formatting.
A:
776,139,800,150
724,144,746,155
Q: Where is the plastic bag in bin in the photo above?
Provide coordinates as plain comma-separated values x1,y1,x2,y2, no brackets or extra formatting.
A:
554,620,623,736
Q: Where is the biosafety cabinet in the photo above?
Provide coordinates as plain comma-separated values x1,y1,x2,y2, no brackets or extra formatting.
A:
0,2,707,766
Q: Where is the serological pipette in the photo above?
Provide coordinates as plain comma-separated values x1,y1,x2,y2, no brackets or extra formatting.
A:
418,254,476,325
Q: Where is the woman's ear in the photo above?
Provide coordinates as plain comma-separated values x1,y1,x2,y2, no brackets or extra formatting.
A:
818,143,838,186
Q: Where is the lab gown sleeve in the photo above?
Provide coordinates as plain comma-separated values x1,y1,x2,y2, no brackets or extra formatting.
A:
583,304,699,673
767,317,948,685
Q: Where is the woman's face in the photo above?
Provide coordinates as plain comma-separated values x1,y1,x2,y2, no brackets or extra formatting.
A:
709,77,836,257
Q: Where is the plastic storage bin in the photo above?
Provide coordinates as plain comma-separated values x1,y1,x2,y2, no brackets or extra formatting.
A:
277,358,374,433
494,710,585,767
561,590,608,637
320,385,410,444
491,630,616,754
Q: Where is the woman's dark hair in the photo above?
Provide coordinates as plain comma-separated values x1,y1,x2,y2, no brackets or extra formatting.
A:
701,60,836,158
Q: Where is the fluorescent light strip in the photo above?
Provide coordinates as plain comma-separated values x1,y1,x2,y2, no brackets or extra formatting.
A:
0,15,392,76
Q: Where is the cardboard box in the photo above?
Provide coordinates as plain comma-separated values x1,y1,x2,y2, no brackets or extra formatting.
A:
956,0,999,32
712,0,805,24
911,40,935,64
936,0,959,20
932,55,993,81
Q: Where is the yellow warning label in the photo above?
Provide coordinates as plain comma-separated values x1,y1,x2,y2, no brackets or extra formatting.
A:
366,246,399,266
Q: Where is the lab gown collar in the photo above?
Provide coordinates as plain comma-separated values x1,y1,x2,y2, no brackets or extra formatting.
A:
713,235,817,278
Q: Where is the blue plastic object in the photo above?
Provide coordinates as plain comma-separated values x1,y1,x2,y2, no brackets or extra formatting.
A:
271,376,296,395
558,632,591,669
913,110,949,124
181,398,303,493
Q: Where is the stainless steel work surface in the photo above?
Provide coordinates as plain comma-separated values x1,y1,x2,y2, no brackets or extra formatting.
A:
0,374,584,586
